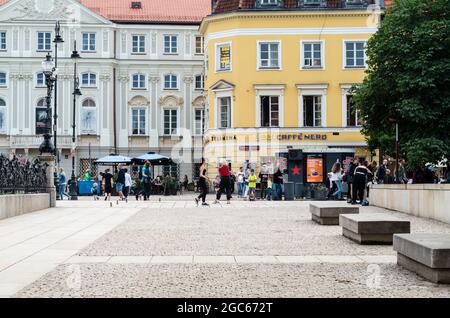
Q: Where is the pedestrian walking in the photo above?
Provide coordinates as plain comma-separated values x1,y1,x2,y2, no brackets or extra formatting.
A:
214,160,232,204
91,183,100,200
58,168,69,200
124,168,132,201
116,164,125,200
141,161,152,200
273,166,284,200
248,169,257,201
346,158,358,203
331,162,343,200
266,176,273,201
195,158,210,206
376,159,389,184
351,161,372,205
102,169,113,201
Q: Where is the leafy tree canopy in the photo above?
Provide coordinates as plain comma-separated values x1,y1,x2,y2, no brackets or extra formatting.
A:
351,0,450,171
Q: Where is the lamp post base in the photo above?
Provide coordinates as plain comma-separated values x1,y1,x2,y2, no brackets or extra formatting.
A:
69,179,78,200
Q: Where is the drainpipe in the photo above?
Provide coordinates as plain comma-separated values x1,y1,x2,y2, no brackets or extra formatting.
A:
113,30,118,154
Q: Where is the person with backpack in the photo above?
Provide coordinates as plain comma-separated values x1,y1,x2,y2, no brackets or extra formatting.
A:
351,161,372,205
141,161,152,200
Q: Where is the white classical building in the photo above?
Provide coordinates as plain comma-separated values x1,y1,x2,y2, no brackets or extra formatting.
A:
0,0,210,179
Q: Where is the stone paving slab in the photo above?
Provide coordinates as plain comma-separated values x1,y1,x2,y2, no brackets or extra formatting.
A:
14,263,450,298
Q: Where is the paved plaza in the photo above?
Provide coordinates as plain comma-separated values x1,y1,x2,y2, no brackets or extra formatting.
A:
0,196,449,298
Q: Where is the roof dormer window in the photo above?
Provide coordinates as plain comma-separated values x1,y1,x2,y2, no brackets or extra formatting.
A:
256,0,283,8
131,1,142,9
298,0,327,8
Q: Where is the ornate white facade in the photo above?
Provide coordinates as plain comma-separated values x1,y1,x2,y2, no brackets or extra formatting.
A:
0,0,206,178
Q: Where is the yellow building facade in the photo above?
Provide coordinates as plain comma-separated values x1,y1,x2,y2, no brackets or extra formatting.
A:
200,1,384,180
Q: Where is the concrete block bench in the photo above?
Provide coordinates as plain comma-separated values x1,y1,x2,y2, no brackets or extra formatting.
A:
310,202,359,225
394,234,450,284
339,213,410,244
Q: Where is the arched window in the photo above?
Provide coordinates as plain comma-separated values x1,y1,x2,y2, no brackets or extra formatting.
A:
0,98,6,133
81,72,97,87
81,98,96,133
35,98,48,134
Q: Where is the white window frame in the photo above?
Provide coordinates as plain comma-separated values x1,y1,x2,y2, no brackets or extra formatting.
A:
131,73,147,90
216,96,232,129
254,85,285,128
81,32,96,52
0,31,6,51
341,84,362,127
37,31,51,51
162,107,179,136
300,40,325,70
131,107,147,136
343,39,368,69
163,35,178,54
193,107,205,136
195,36,204,55
0,72,7,87
296,84,328,127
80,98,97,134
132,34,146,54
194,75,204,90
215,42,232,72
163,74,178,90
261,0,279,4
80,72,97,87
0,97,7,133
257,40,282,70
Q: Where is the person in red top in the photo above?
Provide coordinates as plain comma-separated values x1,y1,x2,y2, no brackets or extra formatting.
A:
214,159,232,204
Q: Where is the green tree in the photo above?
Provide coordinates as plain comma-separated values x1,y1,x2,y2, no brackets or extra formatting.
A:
351,0,450,171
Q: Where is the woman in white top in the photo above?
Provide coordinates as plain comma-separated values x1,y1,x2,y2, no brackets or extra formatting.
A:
124,168,132,201
237,167,245,198
331,162,343,200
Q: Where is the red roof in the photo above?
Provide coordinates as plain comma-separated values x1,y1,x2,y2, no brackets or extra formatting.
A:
0,0,212,24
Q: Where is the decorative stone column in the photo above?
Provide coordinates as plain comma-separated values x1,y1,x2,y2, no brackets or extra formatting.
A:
39,153,57,207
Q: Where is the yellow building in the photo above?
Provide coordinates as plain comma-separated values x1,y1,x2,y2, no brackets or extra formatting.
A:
200,0,385,182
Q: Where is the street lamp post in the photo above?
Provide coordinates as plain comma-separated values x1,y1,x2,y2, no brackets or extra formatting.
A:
52,21,64,199
69,41,81,200
39,53,57,155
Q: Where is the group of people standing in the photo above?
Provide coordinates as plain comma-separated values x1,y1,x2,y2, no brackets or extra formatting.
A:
195,159,285,206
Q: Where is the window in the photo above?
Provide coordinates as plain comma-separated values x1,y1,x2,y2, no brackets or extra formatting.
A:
346,95,362,127
163,109,178,135
163,164,179,179
195,75,204,90
37,32,51,51
260,96,279,127
0,32,6,50
164,74,178,90
81,73,97,87
131,108,146,135
0,98,6,133
194,108,205,135
302,42,323,69
164,35,178,54
195,36,204,54
260,0,280,5
36,98,48,135
81,99,96,133
82,33,96,52
345,41,366,68
216,43,231,71
132,74,146,89
219,97,231,128
36,72,45,87
132,35,145,53
0,72,6,87
303,96,322,127
258,42,280,69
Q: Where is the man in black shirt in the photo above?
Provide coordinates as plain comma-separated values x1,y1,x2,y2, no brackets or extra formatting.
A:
351,161,372,204
102,169,113,201
116,164,126,200
273,167,284,200
259,164,269,199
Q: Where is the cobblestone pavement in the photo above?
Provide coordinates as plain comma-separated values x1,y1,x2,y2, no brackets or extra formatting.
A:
8,197,450,297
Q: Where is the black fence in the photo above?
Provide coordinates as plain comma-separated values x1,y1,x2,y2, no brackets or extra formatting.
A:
0,154,48,194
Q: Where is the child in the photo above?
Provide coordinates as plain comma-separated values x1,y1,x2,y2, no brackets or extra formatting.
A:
248,169,257,201
91,182,100,200
266,176,273,201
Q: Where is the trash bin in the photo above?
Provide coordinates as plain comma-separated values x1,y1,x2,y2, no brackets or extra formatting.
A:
294,183,304,199
284,182,294,201
78,181,95,196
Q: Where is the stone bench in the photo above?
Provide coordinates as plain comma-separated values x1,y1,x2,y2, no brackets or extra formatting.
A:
339,213,410,244
310,203,359,225
394,234,450,284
